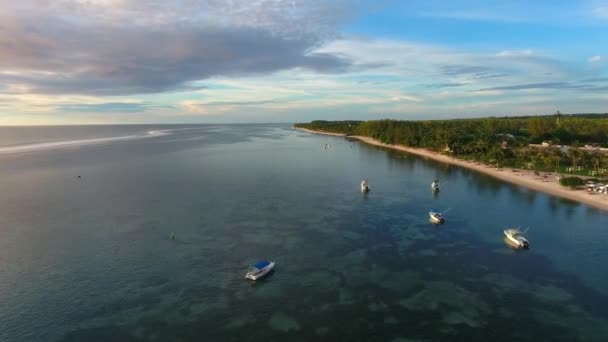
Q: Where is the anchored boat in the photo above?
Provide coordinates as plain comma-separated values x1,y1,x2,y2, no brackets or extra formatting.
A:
245,260,275,280
431,180,440,191
504,228,529,249
361,179,370,193
429,211,445,224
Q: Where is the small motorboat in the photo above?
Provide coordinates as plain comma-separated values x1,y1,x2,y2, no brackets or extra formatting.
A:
504,228,529,249
361,179,370,192
429,211,445,224
431,180,440,191
245,260,275,280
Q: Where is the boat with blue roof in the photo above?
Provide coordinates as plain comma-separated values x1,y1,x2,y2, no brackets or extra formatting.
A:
245,260,275,280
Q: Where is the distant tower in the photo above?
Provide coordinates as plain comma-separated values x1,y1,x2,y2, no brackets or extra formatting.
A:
555,110,561,126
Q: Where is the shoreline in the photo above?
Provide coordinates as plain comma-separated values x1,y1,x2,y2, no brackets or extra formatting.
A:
295,127,347,137
298,127,608,212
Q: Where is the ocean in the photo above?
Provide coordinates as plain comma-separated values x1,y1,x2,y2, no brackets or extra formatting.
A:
1,124,607,341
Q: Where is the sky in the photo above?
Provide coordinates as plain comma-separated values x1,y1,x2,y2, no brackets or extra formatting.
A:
0,0,607,125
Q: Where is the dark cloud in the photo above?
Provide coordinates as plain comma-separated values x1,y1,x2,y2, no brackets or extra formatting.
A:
0,1,354,96
352,62,392,70
424,82,467,88
440,64,508,80
195,100,280,106
477,82,579,91
471,73,508,79
476,81,608,92
587,86,608,91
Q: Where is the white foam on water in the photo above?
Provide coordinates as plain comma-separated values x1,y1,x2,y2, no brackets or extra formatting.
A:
0,130,171,155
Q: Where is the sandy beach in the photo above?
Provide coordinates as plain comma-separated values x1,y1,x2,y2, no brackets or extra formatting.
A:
298,128,608,212
296,127,347,137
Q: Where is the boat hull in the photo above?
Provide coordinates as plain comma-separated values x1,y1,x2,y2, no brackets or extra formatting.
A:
504,231,529,249
429,213,444,224
360,180,370,192
245,262,275,280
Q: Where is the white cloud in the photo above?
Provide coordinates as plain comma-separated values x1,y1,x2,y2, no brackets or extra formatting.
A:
591,4,608,19
166,38,591,119
181,100,210,115
391,94,423,102
496,50,533,57
471,90,504,97
588,55,602,63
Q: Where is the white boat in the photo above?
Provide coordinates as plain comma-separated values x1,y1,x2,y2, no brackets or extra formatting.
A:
504,229,529,249
431,180,440,191
429,211,444,224
245,260,275,280
361,180,370,192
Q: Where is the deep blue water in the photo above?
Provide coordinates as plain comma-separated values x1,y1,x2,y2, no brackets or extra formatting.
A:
1,125,608,341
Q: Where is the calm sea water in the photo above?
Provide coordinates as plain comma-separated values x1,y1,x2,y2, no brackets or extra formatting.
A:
1,125,608,341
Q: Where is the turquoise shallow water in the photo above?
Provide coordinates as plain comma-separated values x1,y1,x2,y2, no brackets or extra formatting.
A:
1,125,608,341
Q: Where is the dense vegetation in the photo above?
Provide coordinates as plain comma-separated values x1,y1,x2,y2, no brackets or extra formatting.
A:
559,177,585,188
295,114,608,178
297,120,362,134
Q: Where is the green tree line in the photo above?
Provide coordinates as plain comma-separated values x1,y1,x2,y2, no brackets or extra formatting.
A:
295,114,608,174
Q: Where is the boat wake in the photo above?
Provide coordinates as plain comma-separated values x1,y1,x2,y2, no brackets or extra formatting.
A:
0,130,171,155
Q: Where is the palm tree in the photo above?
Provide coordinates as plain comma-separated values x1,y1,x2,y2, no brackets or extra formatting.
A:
492,146,506,167
547,146,562,172
569,142,582,171
580,151,589,171
590,150,601,172
538,149,553,170
514,148,526,168
601,153,608,177
528,150,543,171
474,136,488,155
552,148,563,172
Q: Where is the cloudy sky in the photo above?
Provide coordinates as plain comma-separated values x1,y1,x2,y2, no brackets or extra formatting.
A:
1,0,607,124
